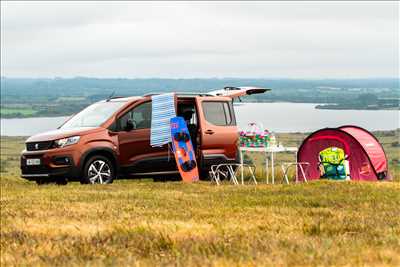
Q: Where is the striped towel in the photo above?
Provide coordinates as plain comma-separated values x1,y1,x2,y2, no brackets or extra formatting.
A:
150,93,176,147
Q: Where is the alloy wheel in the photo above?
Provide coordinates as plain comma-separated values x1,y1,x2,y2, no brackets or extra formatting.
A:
87,160,111,184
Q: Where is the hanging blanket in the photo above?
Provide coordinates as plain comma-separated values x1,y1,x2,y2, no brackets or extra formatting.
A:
150,93,176,147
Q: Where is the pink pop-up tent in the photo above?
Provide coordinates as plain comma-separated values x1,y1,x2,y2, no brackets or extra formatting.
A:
297,125,389,181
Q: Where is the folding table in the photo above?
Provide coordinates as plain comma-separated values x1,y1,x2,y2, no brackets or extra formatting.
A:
239,146,299,184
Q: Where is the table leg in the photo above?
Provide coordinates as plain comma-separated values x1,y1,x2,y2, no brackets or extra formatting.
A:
271,152,275,184
241,165,244,185
240,149,244,184
265,156,269,184
295,151,298,183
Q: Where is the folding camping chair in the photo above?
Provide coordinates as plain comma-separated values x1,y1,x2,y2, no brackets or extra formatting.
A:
318,147,349,180
210,163,257,185
280,162,310,184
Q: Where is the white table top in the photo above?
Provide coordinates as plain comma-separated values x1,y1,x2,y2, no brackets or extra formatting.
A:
239,146,298,152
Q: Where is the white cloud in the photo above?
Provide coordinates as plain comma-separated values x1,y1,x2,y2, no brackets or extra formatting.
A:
1,1,398,78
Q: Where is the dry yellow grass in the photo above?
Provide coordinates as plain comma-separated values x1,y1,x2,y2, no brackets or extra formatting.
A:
1,132,399,266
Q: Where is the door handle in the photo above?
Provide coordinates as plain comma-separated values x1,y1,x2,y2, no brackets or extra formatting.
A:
205,129,214,135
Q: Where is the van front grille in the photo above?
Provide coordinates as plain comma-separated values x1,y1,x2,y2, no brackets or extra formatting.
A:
26,141,53,151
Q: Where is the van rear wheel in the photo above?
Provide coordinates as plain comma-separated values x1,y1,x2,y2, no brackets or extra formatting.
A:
55,177,68,185
36,178,51,185
81,155,115,184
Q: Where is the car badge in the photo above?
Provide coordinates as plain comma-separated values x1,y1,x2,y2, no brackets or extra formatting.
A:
35,143,39,150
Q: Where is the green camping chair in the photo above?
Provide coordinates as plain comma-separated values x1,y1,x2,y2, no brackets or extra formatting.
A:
319,147,349,180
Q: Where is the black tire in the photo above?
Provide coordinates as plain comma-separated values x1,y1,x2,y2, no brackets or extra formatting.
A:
36,178,52,185
200,168,211,180
153,176,167,182
55,177,68,185
81,155,115,184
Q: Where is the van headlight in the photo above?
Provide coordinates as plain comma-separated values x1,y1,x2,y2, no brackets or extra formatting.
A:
54,136,80,148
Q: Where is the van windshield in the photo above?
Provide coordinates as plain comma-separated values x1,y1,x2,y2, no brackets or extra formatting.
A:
60,101,126,129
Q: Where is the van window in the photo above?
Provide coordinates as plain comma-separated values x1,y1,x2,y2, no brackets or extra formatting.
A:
118,101,152,131
202,101,233,126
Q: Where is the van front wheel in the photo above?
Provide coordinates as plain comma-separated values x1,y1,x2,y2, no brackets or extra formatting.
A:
81,155,115,184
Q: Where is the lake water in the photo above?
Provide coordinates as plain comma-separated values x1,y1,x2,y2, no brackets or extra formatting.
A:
1,103,398,136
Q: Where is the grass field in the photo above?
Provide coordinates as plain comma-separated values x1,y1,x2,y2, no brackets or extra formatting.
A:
1,132,399,266
0,107,37,117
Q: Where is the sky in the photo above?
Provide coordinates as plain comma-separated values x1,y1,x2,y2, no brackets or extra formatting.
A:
1,1,398,78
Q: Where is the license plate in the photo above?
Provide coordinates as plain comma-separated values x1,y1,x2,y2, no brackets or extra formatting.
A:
26,158,41,166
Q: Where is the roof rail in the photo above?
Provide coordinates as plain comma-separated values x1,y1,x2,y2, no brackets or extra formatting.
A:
143,92,213,97
107,96,125,100
223,86,241,91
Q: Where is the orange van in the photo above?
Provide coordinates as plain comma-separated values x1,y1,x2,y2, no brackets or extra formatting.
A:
20,87,268,184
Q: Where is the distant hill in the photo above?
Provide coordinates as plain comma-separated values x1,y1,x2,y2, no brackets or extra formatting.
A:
1,77,399,100
0,77,398,118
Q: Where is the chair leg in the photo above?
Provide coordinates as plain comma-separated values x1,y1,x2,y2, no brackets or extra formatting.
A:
228,166,239,185
281,165,289,184
248,166,257,185
215,172,221,185
210,168,220,185
299,164,307,183
280,165,285,183
284,169,289,184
